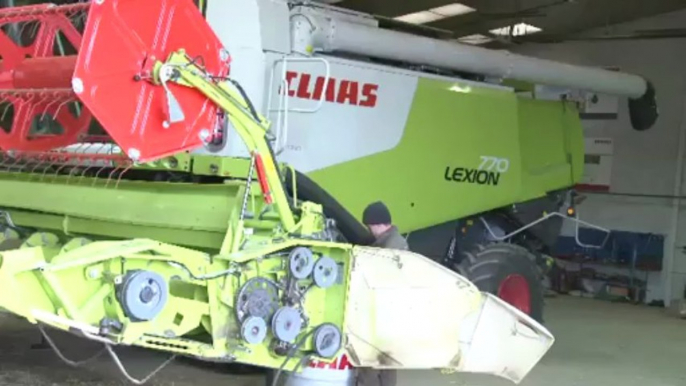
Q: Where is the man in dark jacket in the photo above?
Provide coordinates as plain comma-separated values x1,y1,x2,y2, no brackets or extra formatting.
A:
361,201,408,251
355,201,407,386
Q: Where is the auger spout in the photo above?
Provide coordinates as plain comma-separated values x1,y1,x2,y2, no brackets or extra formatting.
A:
291,5,659,131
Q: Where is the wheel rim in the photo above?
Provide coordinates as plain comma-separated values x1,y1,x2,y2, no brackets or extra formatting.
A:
497,274,531,315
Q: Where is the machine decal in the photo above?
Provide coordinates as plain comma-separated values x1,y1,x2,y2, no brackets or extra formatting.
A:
273,57,418,173
478,156,510,173
283,71,379,107
444,166,501,186
444,157,509,186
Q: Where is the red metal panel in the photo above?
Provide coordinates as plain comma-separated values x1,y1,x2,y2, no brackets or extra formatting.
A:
73,0,231,162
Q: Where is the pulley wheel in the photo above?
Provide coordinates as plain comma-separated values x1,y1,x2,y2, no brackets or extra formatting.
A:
313,256,338,288
118,270,168,322
241,316,268,345
289,247,315,280
313,324,342,358
271,306,303,343
235,277,280,323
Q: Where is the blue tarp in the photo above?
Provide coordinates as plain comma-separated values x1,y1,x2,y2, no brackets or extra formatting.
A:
553,228,664,270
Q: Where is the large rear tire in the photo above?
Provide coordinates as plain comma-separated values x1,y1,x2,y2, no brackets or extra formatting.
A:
458,243,545,323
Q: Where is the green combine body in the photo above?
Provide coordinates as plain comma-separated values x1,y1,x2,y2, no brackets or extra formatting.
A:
306,77,585,234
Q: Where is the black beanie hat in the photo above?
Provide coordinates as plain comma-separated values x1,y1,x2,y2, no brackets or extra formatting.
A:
362,201,392,225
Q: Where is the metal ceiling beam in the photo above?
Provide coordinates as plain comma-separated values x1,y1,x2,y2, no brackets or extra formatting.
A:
447,0,686,41
339,0,686,45
427,0,571,36
337,0,460,18
513,0,686,42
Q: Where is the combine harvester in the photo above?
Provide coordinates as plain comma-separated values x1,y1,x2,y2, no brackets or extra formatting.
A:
0,0,656,384
192,0,656,322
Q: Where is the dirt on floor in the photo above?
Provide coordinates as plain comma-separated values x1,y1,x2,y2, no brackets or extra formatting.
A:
0,313,264,386
1,296,686,386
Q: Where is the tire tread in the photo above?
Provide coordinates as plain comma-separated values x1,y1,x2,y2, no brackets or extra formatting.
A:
459,242,545,322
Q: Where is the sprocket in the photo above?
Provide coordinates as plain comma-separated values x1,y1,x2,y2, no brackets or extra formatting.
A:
235,277,280,323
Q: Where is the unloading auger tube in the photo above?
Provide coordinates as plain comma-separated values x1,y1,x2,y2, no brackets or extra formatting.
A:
290,5,658,131
0,1,554,384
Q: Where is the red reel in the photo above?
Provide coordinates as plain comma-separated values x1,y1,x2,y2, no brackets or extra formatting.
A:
74,0,231,162
0,0,231,163
0,4,91,152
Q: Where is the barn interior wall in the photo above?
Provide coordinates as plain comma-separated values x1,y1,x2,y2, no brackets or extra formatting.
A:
514,8,686,305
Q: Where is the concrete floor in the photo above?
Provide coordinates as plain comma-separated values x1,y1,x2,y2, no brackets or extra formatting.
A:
0,296,684,386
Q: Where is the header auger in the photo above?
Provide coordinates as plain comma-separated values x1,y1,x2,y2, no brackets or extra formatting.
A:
0,1,554,385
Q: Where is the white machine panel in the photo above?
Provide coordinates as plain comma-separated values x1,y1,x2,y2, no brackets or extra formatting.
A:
267,56,419,172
